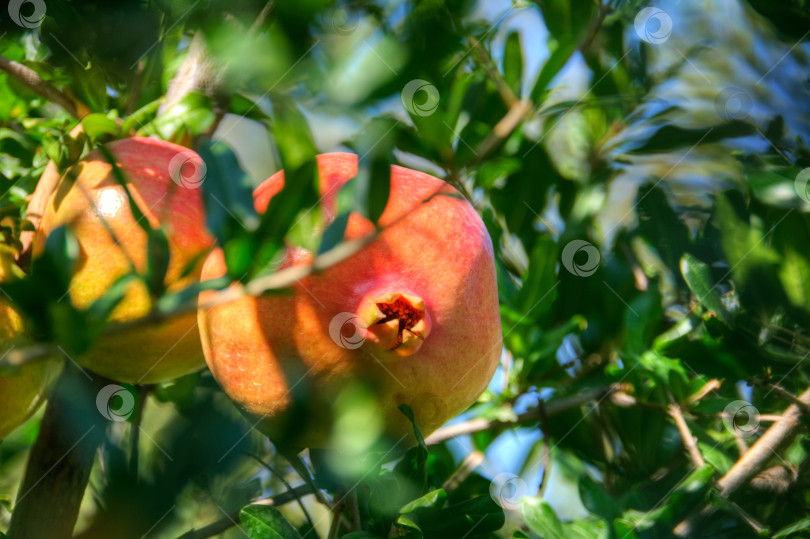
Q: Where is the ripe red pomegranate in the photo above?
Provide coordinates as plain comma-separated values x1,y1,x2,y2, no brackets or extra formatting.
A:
198,153,502,447
34,137,214,383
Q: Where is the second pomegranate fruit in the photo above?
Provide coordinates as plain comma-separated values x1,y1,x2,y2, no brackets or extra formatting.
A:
34,137,213,383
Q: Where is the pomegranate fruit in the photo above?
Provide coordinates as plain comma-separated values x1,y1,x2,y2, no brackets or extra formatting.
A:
198,153,502,447
0,252,61,441
33,137,214,383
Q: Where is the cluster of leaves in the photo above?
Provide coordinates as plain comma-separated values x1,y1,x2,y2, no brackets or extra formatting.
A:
2,0,810,538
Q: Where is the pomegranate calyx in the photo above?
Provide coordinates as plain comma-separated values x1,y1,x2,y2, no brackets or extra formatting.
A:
357,292,431,356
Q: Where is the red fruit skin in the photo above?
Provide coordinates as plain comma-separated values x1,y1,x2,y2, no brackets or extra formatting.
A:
199,153,502,446
35,137,214,383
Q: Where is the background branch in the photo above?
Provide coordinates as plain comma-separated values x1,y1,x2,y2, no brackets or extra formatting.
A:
674,387,810,536
0,55,79,117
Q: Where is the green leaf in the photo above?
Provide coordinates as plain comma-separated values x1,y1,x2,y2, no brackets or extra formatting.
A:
512,236,559,320
427,496,505,536
272,97,318,171
666,464,715,517
4,225,80,342
359,153,391,224
636,184,689,275
86,273,137,327
197,137,260,244
395,513,423,536
627,121,756,154
149,91,215,139
680,253,730,324
399,489,447,520
252,159,318,277
397,404,429,493
714,193,782,301
146,227,170,297
156,276,230,315
230,93,271,122
239,505,303,539
121,99,161,134
612,519,639,539
531,41,576,103
318,211,351,255
772,212,810,311
81,113,119,138
578,476,620,522
696,442,734,475
503,31,523,96
774,516,810,538
223,235,257,280
522,497,566,539
351,119,395,223
398,404,428,454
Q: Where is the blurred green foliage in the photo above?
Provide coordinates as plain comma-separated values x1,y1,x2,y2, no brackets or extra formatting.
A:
1,0,810,538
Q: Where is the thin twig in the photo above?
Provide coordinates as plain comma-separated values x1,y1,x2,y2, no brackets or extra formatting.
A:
764,383,810,418
727,501,766,535
174,484,312,539
442,450,485,494
0,54,78,117
248,1,275,34
668,394,705,468
536,400,553,496
163,33,221,113
425,385,624,445
245,452,317,533
470,99,533,164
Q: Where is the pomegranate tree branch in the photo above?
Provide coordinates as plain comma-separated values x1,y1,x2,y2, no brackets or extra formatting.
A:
673,386,810,536
7,365,109,539
0,55,78,117
425,385,624,445
470,98,533,164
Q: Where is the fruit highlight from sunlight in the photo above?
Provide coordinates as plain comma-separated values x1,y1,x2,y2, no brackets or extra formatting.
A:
198,153,502,447
33,137,214,383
